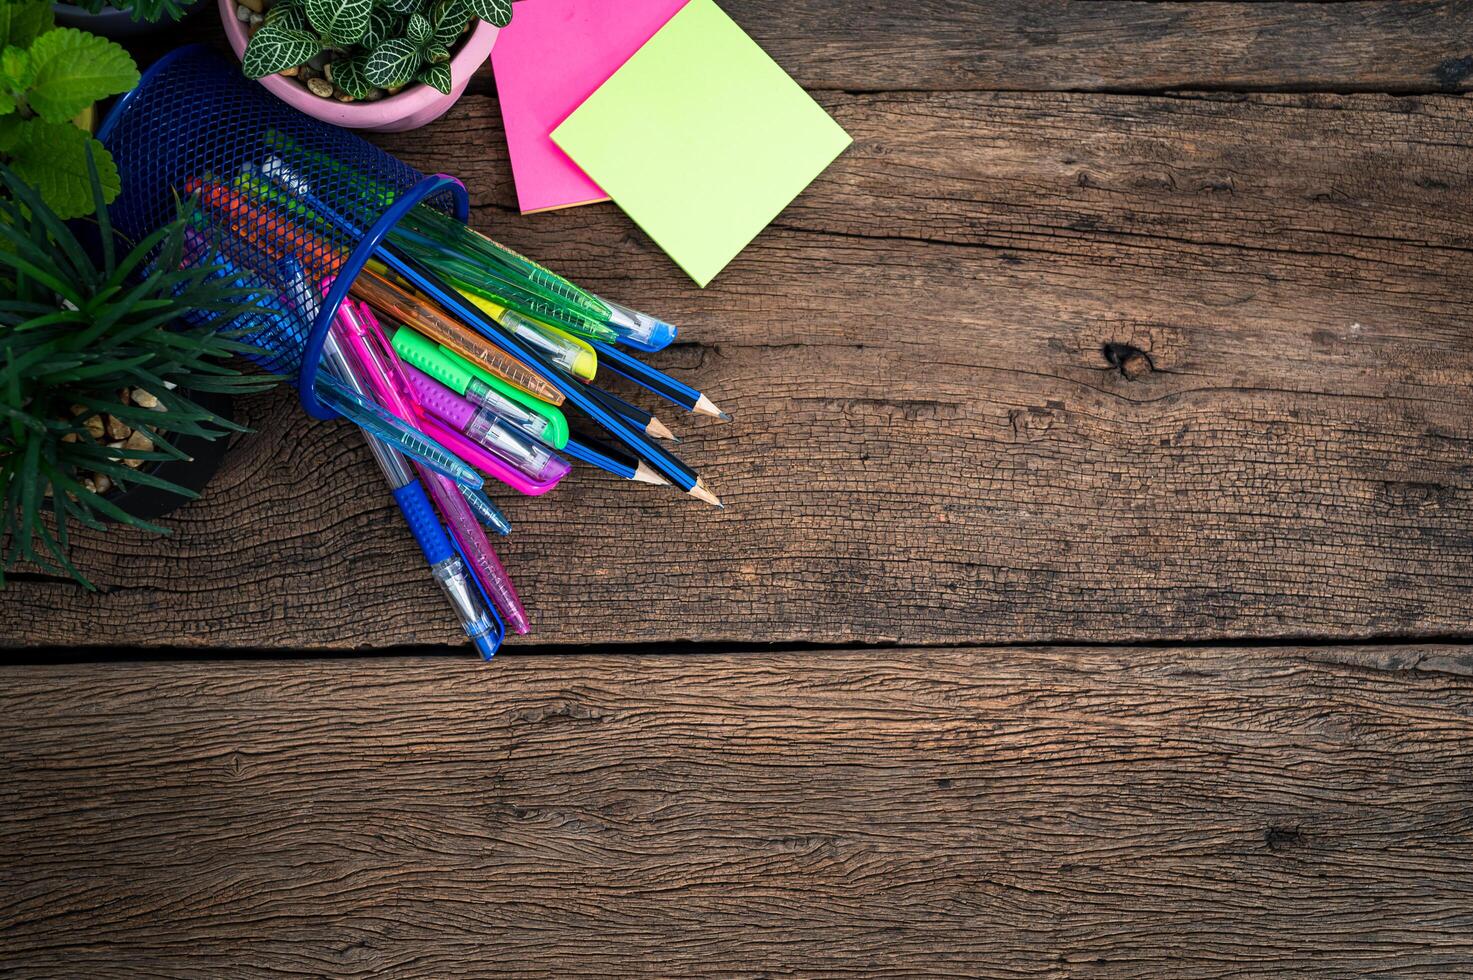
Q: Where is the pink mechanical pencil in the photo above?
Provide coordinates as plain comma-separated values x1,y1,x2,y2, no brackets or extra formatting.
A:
328,287,530,634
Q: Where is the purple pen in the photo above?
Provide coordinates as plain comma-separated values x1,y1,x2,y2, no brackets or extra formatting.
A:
405,365,571,484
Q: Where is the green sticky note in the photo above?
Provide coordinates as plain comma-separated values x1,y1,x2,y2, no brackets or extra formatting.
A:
551,0,851,287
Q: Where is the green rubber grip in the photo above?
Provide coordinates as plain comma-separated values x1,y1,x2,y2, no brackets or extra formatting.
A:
390,326,570,450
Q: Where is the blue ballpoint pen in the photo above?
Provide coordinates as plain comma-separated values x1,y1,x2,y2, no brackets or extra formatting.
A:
281,259,502,657
325,331,502,659
314,372,484,490
460,483,513,537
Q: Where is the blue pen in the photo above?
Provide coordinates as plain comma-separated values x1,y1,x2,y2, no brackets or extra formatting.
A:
314,373,484,490
459,483,513,536
281,257,503,657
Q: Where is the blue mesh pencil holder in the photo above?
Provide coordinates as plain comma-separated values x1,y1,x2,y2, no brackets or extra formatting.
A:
97,45,470,420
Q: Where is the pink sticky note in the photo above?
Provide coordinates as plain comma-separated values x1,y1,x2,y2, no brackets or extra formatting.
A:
492,0,690,214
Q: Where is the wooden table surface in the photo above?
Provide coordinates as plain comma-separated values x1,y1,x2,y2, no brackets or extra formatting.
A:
5,3,1473,975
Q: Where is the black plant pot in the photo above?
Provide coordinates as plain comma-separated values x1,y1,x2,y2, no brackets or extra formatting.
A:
104,390,234,522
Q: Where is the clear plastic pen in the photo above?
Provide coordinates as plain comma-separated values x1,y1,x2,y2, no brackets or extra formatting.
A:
313,372,484,489
330,294,531,634
324,332,501,657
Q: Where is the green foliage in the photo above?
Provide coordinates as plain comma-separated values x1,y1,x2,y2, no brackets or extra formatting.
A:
0,160,279,589
0,6,138,218
69,0,197,23
242,0,521,96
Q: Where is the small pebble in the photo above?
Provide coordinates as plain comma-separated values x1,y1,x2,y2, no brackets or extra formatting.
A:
124,431,154,454
386,84,404,96
365,88,385,101
131,388,159,409
250,13,263,25
280,65,298,77
307,77,334,98
93,474,112,495
335,90,356,103
105,415,129,440
322,62,334,83
83,415,104,439
235,3,251,21
298,65,316,80
239,0,262,11
118,388,131,406
82,477,97,493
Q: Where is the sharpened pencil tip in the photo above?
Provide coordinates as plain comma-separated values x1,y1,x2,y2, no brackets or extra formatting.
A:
688,481,722,507
647,417,678,441
633,462,671,486
694,394,730,421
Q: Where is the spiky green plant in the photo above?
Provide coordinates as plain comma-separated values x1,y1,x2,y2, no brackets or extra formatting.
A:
69,0,197,23
0,160,278,588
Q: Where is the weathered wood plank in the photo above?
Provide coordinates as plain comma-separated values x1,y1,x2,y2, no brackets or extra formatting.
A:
4,644,1473,976
467,0,1473,94
143,2,1473,94
3,91,1468,650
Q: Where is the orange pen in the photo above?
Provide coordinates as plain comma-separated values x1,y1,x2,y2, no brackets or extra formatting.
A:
185,178,343,282
351,265,564,406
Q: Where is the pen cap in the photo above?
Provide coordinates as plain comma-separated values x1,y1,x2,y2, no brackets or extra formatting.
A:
461,293,599,382
434,345,571,450
97,45,470,420
406,365,478,431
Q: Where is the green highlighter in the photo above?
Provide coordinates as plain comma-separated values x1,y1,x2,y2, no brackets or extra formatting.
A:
391,326,570,450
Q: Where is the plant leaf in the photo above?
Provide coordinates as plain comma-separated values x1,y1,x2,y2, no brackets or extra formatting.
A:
463,0,510,28
305,0,370,47
7,122,118,218
359,5,398,49
0,0,54,49
264,0,306,30
332,53,372,99
405,11,431,46
23,28,138,123
430,0,467,45
416,61,451,94
364,37,422,88
379,0,419,15
0,44,32,109
240,24,321,79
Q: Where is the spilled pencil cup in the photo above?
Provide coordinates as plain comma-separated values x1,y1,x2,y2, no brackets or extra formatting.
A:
99,45,471,421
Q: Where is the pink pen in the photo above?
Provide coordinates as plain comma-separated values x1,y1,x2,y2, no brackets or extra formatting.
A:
328,285,530,634
405,366,570,492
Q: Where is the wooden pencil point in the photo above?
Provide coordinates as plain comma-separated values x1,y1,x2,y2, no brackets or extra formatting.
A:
688,481,722,507
633,462,671,486
647,416,678,441
693,394,729,420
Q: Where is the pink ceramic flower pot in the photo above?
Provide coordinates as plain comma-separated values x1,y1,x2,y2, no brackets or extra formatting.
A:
219,4,497,132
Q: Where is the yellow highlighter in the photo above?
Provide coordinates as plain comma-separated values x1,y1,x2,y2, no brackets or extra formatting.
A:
458,291,598,383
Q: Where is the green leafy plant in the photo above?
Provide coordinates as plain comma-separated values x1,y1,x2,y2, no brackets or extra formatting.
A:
0,1,138,218
69,0,197,23
242,0,519,98
0,161,278,589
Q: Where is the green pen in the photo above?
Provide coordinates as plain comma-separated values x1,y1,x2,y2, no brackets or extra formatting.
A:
264,131,677,351
391,325,570,450
391,209,677,352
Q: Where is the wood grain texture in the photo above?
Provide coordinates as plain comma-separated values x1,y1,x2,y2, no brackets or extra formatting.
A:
468,0,1473,94
4,90,1471,650
4,644,1473,977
